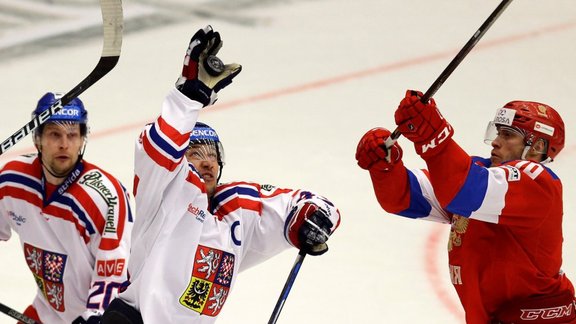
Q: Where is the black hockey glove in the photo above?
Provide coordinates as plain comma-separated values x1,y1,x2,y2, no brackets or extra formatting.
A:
100,298,144,324
298,208,333,256
286,202,334,256
72,315,101,324
176,25,242,107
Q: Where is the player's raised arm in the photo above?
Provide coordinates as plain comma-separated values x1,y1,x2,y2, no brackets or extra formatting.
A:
355,126,450,223
132,26,241,231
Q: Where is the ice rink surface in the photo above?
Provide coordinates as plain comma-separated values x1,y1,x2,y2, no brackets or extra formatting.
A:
1,0,575,323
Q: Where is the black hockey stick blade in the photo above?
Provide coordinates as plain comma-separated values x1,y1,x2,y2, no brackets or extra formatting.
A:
386,0,513,146
268,250,306,324
0,0,123,155
0,302,40,324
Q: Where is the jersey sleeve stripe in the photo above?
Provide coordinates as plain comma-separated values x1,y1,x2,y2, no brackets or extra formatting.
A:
397,170,433,219
214,185,260,202
0,186,43,206
445,163,489,217
215,198,261,219
1,158,41,176
73,186,105,232
142,130,182,172
157,116,190,147
53,195,97,235
149,122,188,160
43,203,91,242
0,173,43,194
467,167,508,223
212,183,263,217
186,167,206,193
118,182,134,223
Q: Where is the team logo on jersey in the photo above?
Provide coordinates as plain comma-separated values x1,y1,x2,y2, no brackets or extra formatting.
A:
261,184,276,192
23,243,67,312
448,215,469,252
179,245,235,316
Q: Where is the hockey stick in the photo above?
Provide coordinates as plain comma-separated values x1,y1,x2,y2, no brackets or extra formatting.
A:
0,0,123,155
0,302,39,324
385,0,513,148
268,250,306,324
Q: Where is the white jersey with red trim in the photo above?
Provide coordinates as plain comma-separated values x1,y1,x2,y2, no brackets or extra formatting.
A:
0,155,133,323
120,89,340,323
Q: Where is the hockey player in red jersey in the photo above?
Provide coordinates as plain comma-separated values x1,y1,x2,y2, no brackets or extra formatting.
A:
0,94,133,323
101,25,340,324
356,90,574,324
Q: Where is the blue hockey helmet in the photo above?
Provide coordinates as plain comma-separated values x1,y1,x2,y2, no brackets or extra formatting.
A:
32,92,90,163
188,122,225,183
33,92,89,137
189,122,225,165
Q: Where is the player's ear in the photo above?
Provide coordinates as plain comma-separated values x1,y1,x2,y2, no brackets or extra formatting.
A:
33,134,42,152
530,139,547,161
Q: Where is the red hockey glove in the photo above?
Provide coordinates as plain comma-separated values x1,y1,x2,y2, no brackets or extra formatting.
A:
394,90,454,157
285,199,339,256
176,25,242,107
356,127,403,171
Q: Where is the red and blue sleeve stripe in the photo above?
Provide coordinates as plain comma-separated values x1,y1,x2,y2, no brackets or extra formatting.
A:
148,123,188,160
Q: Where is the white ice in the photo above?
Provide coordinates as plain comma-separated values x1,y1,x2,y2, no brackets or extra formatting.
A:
1,0,575,323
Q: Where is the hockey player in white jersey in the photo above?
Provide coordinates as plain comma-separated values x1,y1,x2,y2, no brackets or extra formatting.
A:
101,25,341,323
0,93,133,323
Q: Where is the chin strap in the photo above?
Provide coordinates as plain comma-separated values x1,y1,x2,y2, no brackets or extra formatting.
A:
520,145,531,161
520,137,550,164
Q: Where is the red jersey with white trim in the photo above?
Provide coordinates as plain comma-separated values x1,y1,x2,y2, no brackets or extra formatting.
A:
120,89,340,323
0,154,133,323
368,139,573,323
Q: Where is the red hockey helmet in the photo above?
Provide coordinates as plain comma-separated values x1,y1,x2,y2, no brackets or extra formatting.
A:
489,101,565,161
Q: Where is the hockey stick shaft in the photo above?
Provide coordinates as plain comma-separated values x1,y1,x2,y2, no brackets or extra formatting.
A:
268,250,306,324
385,0,513,147
0,0,123,155
0,302,39,324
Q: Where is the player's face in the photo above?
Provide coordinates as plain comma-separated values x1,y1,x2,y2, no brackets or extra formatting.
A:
37,122,84,180
185,144,220,197
489,126,526,166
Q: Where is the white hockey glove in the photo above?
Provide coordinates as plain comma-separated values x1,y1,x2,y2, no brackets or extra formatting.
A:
285,197,340,256
176,25,242,107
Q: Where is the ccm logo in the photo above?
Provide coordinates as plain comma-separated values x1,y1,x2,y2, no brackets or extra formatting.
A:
520,303,574,320
96,259,126,277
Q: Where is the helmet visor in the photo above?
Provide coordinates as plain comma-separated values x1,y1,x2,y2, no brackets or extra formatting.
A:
484,122,526,145
185,140,225,165
484,121,498,145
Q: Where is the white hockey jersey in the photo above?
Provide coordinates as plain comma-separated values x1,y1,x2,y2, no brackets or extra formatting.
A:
120,89,340,323
0,155,133,323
